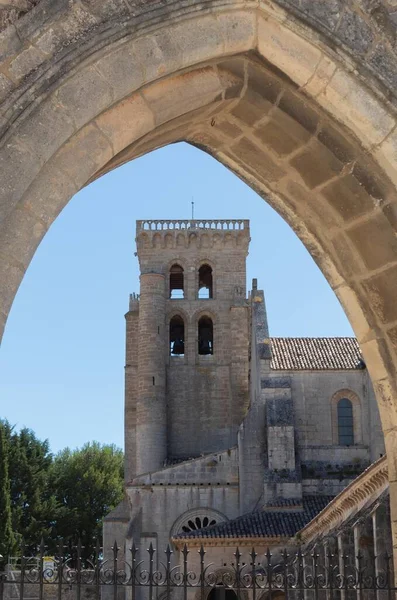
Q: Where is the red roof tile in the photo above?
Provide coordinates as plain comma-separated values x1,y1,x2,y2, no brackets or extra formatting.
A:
270,338,363,370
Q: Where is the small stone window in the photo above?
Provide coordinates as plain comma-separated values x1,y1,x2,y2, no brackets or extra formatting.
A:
337,398,354,445
170,264,184,299
198,264,213,299
198,316,213,355
170,315,185,356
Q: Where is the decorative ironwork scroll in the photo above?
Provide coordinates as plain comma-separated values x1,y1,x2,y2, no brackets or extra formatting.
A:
0,540,394,600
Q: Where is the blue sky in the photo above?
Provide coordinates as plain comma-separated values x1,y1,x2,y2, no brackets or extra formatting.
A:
0,143,353,454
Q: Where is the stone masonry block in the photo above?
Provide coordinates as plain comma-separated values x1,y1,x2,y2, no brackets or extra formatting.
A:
94,40,146,102
56,65,114,130
217,10,256,55
230,137,286,183
0,72,13,103
376,128,397,186
278,88,319,134
262,377,291,388
290,140,343,188
267,397,294,426
317,122,357,164
0,205,46,271
95,94,155,155
369,43,397,91
17,96,75,166
248,62,283,105
0,140,41,221
336,8,374,53
0,23,21,62
52,123,113,189
322,174,376,223
362,265,397,325
254,107,311,156
257,14,322,87
335,285,373,343
304,55,337,97
142,68,222,126
231,92,273,127
0,254,25,319
318,69,395,147
347,213,397,271
17,161,77,227
9,44,45,80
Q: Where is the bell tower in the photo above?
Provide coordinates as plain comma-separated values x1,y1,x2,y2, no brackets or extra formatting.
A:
124,219,250,481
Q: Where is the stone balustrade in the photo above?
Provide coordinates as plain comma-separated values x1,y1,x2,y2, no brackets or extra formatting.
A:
136,219,249,232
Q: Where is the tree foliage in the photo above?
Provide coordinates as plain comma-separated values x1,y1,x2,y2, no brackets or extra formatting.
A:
50,442,124,554
0,422,15,561
0,421,124,559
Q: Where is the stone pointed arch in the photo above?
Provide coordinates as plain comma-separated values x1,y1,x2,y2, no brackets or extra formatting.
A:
2,0,397,569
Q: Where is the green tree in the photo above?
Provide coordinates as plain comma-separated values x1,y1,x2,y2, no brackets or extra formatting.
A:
0,422,16,561
50,442,124,555
6,423,56,552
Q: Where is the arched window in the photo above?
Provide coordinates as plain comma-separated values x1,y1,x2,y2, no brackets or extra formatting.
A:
170,264,184,299
170,316,185,356
198,316,213,355
198,264,213,298
181,515,217,533
337,398,354,445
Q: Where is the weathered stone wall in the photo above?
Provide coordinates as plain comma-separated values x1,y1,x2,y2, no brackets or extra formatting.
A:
136,272,166,475
124,304,139,482
132,223,250,461
132,447,238,486
126,483,239,552
283,368,385,464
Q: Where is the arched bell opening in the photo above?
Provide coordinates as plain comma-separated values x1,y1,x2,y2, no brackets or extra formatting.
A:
170,264,184,299
170,315,185,356
198,264,213,299
198,316,213,356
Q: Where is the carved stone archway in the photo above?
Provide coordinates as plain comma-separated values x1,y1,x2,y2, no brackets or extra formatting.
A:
2,0,397,571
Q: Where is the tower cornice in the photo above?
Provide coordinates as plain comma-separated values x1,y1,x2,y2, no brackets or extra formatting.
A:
136,219,250,251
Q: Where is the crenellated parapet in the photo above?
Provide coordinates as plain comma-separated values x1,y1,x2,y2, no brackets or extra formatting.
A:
129,293,140,312
136,219,250,251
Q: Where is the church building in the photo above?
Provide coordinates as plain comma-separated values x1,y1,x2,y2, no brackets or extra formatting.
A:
104,218,385,572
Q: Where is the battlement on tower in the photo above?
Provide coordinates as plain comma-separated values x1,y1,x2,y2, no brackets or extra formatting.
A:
136,219,250,253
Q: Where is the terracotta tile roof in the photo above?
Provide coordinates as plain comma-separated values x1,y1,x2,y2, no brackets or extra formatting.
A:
269,338,364,371
173,496,335,540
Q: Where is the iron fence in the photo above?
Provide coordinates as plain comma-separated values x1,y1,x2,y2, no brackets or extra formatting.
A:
0,541,395,600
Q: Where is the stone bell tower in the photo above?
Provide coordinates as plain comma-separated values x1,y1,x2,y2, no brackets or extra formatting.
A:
124,219,251,482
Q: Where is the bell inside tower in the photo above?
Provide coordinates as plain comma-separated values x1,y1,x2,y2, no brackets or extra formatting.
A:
198,316,213,355
170,315,185,356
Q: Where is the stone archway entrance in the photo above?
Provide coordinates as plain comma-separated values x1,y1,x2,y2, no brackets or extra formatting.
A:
2,0,397,570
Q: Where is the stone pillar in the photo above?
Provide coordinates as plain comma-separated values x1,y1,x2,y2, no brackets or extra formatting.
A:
230,304,249,420
124,296,139,482
135,273,166,475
